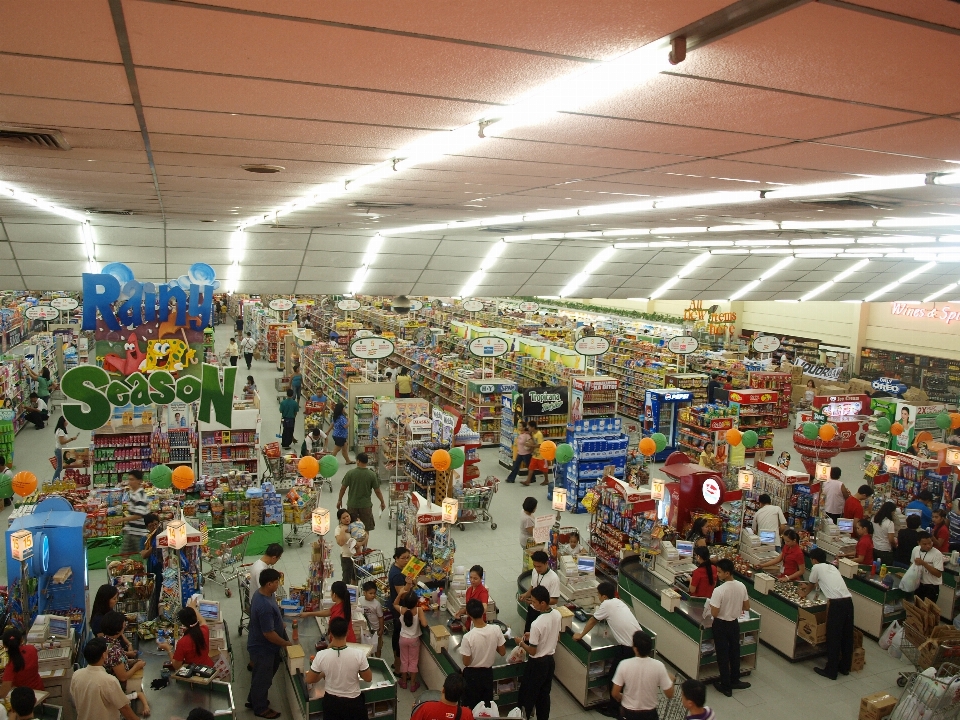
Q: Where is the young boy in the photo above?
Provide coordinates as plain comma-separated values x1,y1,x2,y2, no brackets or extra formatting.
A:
358,580,384,656
520,496,537,551
10,686,36,720
681,679,715,720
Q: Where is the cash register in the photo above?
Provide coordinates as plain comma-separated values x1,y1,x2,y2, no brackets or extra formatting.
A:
739,529,781,566
653,540,698,585
816,519,857,558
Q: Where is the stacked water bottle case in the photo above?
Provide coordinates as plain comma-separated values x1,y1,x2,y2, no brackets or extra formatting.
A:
554,417,628,514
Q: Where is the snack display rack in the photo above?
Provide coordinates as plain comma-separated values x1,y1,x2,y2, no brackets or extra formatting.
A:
394,491,455,586
675,405,737,462
727,388,778,456
557,417,628,515
465,378,515,447
665,372,710,405
748,371,792,428
587,477,657,579
92,431,154,488
199,423,259,476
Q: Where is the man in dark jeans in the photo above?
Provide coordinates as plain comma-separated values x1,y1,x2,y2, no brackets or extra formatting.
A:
802,548,854,680
247,568,292,718
279,389,298,450
517,586,561,720
708,559,751,697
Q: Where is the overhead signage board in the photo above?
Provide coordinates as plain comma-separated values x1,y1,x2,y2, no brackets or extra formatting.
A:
752,335,781,353
408,300,423,312
574,336,610,356
518,301,539,313
462,300,484,312
871,377,907,396
795,358,843,381
337,299,361,311
50,297,79,312
667,336,699,355
468,336,509,358
350,336,395,359
25,306,59,321
522,386,569,416
268,298,294,311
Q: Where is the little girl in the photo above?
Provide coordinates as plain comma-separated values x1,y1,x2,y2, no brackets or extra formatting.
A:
394,591,426,692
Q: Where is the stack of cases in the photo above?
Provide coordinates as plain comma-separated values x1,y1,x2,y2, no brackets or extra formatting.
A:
262,482,283,525
556,417,628,514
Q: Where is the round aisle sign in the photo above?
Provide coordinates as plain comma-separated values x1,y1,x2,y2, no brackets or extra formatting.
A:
350,336,395,359
468,336,509,358
355,329,373,338
50,297,79,311
518,301,539,313
268,298,294,311
462,300,484,312
574,336,610,356
667,335,699,355
752,335,781,353
337,299,361,311
25,306,59,321
702,476,723,506
408,300,423,312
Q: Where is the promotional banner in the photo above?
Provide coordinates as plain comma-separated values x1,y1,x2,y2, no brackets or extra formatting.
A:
522,386,569,416
794,358,843,382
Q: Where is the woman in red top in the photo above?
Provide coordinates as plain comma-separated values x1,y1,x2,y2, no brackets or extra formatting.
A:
455,565,489,630
754,529,805,580
304,581,357,643
853,519,875,566
158,604,213,669
0,629,44,696
689,547,716,598
932,509,950,552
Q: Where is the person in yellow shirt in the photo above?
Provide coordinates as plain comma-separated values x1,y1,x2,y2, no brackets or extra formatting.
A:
396,368,413,398
522,421,550,486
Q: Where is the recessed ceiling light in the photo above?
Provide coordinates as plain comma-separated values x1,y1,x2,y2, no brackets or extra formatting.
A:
241,165,284,174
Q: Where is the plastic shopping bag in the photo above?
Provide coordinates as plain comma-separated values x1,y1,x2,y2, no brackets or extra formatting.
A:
473,701,500,718
508,645,527,664
888,625,904,659
899,563,922,593
879,620,901,650
507,709,524,718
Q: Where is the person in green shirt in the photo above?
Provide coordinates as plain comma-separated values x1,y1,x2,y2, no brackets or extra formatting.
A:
279,389,299,449
28,367,53,403
0,455,13,507
337,453,385,532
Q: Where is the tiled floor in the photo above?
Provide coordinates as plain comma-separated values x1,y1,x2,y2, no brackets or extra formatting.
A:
5,321,914,719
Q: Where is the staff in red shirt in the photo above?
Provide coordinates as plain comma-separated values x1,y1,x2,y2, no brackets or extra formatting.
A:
932,509,950,552
0,629,44,696
303,581,357,642
411,673,474,720
158,603,214,669
455,565,489,630
853,519,875,566
843,485,874,521
689,547,717,598
753,529,805,581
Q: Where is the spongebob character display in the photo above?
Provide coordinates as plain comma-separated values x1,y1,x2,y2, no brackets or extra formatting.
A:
140,333,197,374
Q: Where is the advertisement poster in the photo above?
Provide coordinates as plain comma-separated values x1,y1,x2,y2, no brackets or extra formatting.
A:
166,401,194,430
532,514,556,544
522,386,569,417
109,403,156,432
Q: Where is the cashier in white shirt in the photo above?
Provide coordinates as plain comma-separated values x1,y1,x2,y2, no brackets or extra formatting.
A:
459,599,507,710
708,559,751,697
612,631,674,720
752,494,787,551
800,548,854,681
519,550,560,634
517,586,561,720
305,617,372,720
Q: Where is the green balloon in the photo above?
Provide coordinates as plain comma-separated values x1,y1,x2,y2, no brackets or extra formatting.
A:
802,422,820,440
875,417,891,434
651,433,668,453
741,430,759,449
319,454,339,479
150,464,172,489
449,447,466,470
936,412,952,431
555,443,574,464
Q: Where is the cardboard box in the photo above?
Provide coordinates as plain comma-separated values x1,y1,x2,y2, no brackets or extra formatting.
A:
429,624,450,654
285,644,304,676
838,558,859,578
797,608,828,645
557,605,574,633
854,628,863,649
754,573,776,595
851,647,865,672
859,691,897,720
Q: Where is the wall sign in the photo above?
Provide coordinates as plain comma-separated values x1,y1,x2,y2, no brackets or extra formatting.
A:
268,298,294,311
701,476,723,505
795,358,843,381
518,301,539,313
468,336,509,358
462,300,484,312
890,302,960,325
574,336,610,356
667,336,699,354
752,335,781,353
871,377,907,396
350,336,395,359
25,306,59,321
522,386,568,416
50,297,79,312
337,299,361,311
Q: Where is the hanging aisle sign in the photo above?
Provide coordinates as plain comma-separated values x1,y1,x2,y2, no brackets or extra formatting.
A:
522,386,568,416
667,336,699,354
25,306,59,321
752,335,781,353
350,336,395,359
462,300,484,312
468,336,509,358
268,298,294,311
50,297,79,312
518,301,539,313
408,300,423,312
337,298,361,311
574,336,610,356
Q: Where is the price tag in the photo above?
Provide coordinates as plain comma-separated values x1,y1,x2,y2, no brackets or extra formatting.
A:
667,336,699,355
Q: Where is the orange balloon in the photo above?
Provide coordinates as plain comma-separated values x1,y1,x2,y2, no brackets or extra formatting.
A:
818,424,837,441
540,440,557,461
951,413,960,430
638,437,657,457
431,449,451,471
725,428,742,447
11,471,37,497
298,455,319,479
172,465,195,490
890,422,904,437
913,430,933,449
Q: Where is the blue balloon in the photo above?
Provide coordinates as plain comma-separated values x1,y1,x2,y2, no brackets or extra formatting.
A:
188,262,217,287
101,262,134,285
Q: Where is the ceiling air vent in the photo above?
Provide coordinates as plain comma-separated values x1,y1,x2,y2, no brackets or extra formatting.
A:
794,197,900,211
85,208,135,216
0,126,71,150
241,164,284,174
347,202,413,210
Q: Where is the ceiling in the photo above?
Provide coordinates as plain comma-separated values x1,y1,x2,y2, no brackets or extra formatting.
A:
2,0,960,300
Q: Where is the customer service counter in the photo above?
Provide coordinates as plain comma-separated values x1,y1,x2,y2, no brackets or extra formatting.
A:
416,607,523,712
516,571,655,709
617,557,761,684
281,617,398,720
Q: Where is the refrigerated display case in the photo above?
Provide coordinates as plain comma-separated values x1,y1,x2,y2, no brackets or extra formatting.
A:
642,388,694,462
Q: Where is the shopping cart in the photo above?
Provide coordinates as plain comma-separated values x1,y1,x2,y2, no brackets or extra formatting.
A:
261,444,298,487
655,677,689,720
897,624,960,686
285,489,317,547
203,528,254,598
455,479,498,531
237,565,252,636
891,662,960,720
387,479,410,531
105,552,155,623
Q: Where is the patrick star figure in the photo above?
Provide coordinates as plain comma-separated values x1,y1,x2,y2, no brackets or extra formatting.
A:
102,333,146,376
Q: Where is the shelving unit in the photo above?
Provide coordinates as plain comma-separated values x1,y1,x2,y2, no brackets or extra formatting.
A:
465,379,515,447
665,372,710,405
727,388,778,456
92,431,153,487
559,418,628,515
199,409,260,476
391,348,469,411
860,347,960,403
748,372,792,428
353,393,376,453
675,405,737,462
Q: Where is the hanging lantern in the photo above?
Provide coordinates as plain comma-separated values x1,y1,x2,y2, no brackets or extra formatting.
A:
815,462,832,482
552,488,567,511
167,519,187,549
312,507,331,535
9,529,33,561
651,480,665,500
945,447,960,467
737,469,754,490
885,455,900,475
442,497,459,524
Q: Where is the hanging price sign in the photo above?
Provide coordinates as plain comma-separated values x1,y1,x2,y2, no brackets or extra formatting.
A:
408,300,423,312
468,336,509,358
337,299,361,311
518,301,539,312
268,298,294,311
574,336,610,356
50,297,79,311
667,336,699,354
752,335,781,353
462,300,484,312
350,336,395,359
24,306,59,321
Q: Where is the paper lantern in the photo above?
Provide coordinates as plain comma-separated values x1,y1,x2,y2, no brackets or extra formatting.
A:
651,433,667,453
555,443,574,464
172,465,195,490
540,441,557,461
802,422,820,440
150,464,172,489
936,412,952,431
431,449,451,471
818,424,837,441
298,455,319,479
651,480,664,500
442,497,459,524
312,507,331,535
875,417,892,434
639,437,657,457
552,488,567,511
319,454,339,478
741,430,759,449
945,447,960,466
737,469,754,490
951,413,960,430
890,422,904,437
9,529,33,562
11,471,37,497
449,447,465,470
815,462,832,481
725,428,742,447
167,519,187,549
885,455,900,474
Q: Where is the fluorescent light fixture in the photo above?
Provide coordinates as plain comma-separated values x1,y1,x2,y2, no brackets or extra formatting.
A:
0,181,88,223
933,172,960,185
924,282,959,302
711,249,750,254
649,241,689,248
613,242,649,249
80,223,96,263
863,261,936,301
736,239,790,246
689,240,735,247
649,227,708,235
708,222,780,233
458,240,507,298
858,236,933,244
764,174,926,199
729,257,795,300
652,191,761,210
876,215,960,227
627,297,649,301
750,248,794,254
649,253,711,299
578,201,656,217
226,260,240,293
790,238,855,246
800,259,870,301
558,246,616,297
228,231,246,263
523,209,580,222
602,228,652,237
362,233,384,266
